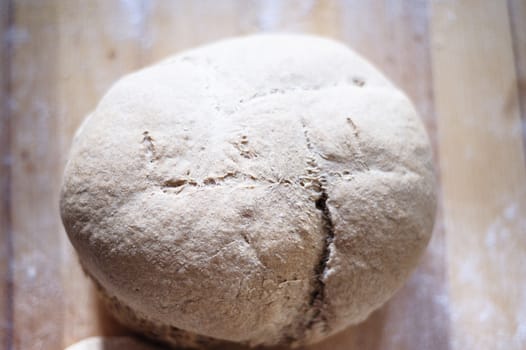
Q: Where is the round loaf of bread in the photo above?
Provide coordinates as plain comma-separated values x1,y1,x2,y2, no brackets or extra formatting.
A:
60,34,436,348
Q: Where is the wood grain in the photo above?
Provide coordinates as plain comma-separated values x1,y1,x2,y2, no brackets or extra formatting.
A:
1,1,13,349
9,1,63,349
508,0,526,155
431,1,526,349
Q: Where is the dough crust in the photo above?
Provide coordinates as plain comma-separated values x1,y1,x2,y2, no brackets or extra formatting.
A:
60,34,436,347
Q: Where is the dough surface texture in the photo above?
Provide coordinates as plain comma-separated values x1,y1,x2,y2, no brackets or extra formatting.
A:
60,34,436,347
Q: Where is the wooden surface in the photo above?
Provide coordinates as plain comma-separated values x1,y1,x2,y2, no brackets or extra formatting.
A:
0,1,525,349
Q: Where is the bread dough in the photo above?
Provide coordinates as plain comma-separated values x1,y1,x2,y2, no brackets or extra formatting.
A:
60,34,436,348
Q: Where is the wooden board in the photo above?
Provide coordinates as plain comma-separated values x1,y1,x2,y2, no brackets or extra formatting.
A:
1,1,524,349
431,1,526,349
1,1,12,348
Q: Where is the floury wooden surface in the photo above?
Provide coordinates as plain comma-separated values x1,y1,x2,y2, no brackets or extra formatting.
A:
0,1,524,349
